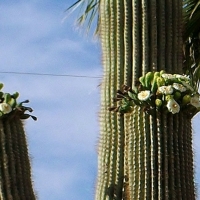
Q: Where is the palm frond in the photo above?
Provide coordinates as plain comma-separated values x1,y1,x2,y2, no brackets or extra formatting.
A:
183,0,200,39
183,0,200,90
66,0,100,35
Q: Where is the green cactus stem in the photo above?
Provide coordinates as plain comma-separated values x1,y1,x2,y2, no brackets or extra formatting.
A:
96,0,195,199
0,85,37,199
0,116,35,200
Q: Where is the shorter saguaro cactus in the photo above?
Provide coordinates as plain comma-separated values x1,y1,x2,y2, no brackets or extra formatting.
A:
0,83,36,199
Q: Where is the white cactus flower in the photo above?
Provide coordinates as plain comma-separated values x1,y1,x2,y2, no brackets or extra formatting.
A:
137,90,151,101
172,83,186,92
166,98,180,114
157,85,173,95
190,95,200,108
0,103,12,114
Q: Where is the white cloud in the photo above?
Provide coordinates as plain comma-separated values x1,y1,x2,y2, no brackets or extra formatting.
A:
0,1,101,72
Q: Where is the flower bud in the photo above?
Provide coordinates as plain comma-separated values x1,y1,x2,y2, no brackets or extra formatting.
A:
145,72,154,88
165,95,173,101
155,99,162,107
174,91,181,100
182,94,191,105
0,83,3,90
157,77,165,87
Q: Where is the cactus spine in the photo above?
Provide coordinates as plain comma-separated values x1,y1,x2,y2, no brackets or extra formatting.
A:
96,0,195,199
0,116,35,200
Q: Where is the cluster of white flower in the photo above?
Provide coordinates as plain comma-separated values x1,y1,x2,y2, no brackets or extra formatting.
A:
136,71,200,114
113,70,200,115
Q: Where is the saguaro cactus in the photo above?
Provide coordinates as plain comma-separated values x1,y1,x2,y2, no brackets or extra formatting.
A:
96,1,195,199
0,86,36,199
0,117,35,200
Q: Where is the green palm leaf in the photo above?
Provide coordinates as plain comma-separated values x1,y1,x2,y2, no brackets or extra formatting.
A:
183,0,200,38
66,0,100,34
183,0,200,90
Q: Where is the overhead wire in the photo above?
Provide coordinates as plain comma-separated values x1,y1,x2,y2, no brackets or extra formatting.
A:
0,71,102,79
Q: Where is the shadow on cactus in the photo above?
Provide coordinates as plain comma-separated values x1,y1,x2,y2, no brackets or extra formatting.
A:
0,83,37,121
110,70,200,117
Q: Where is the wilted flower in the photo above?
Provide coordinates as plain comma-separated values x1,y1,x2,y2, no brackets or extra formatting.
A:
181,81,194,92
137,90,151,101
166,98,180,114
0,103,12,114
190,95,200,108
161,73,175,79
174,74,190,81
157,85,173,95
172,83,186,92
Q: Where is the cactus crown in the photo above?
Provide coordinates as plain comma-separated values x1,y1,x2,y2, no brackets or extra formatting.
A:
0,83,36,121
110,70,200,117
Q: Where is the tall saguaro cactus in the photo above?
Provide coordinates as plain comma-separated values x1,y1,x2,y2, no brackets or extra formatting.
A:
96,1,195,199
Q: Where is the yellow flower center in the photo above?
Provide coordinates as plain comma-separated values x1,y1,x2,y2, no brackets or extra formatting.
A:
173,104,177,108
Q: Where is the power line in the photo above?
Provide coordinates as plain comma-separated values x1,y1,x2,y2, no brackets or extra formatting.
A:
0,71,101,79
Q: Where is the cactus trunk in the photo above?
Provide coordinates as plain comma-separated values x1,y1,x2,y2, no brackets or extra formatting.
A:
96,0,195,199
0,116,35,200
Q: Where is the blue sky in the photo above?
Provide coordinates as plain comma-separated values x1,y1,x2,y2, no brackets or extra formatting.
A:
0,1,199,200
0,1,101,199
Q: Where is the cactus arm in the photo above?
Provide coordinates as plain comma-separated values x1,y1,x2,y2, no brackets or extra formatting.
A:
132,0,141,85
96,0,109,198
0,120,12,199
116,0,124,88
177,0,183,70
109,0,118,190
4,120,20,199
144,112,151,199
124,0,133,86
157,1,165,70
137,107,145,199
141,0,149,74
172,0,178,72
162,112,169,199
179,114,187,199
11,119,26,199
174,114,182,198
185,116,195,199
135,108,141,199
123,114,131,200
149,113,157,199
127,109,136,199
166,0,173,72
149,0,157,71
156,111,162,199
16,119,35,198
116,0,126,197
97,0,126,198
168,116,176,199
184,121,191,199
